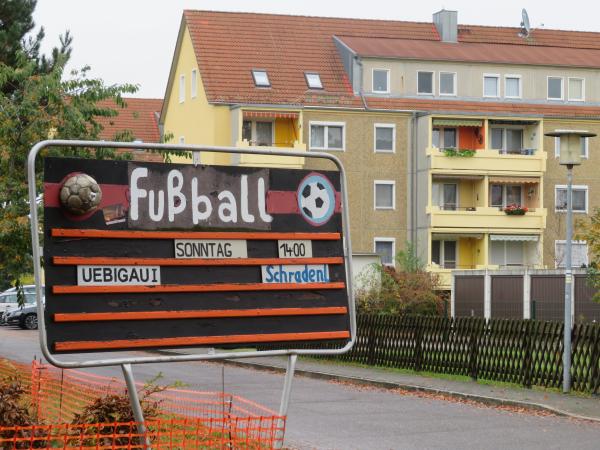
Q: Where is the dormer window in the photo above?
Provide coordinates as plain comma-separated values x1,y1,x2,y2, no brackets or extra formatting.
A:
305,72,323,89
252,70,270,87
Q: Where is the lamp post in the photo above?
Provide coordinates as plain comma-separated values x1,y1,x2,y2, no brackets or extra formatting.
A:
545,129,596,393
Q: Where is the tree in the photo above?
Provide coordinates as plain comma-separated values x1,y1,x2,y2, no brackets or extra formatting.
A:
0,1,137,293
576,208,600,302
356,242,444,316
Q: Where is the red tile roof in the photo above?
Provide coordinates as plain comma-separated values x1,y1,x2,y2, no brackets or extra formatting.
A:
183,10,600,118
337,36,600,69
97,98,162,143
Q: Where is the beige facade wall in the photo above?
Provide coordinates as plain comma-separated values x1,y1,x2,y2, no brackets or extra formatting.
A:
362,58,600,103
301,110,411,260
542,118,600,268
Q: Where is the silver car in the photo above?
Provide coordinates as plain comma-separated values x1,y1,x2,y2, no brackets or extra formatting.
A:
0,285,43,329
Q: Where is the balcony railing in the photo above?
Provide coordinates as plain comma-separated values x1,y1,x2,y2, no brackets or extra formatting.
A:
428,205,546,230
234,140,306,168
428,148,546,174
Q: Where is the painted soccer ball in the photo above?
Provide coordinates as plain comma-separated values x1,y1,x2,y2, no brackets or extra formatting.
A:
59,174,102,215
300,180,331,221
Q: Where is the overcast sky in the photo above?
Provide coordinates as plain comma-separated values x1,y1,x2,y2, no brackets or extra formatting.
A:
34,0,600,98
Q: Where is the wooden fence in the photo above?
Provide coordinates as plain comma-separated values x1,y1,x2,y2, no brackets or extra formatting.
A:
262,315,600,393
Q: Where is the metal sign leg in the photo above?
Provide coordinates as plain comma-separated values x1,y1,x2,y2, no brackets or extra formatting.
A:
121,364,151,448
275,354,297,449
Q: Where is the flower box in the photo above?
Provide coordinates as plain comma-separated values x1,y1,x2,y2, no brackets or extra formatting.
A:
503,204,528,215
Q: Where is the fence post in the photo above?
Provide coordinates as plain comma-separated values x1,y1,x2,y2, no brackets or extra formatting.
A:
415,317,423,372
469,319,479,381
367,316,376,366
591,326,600,395
522,320,532,388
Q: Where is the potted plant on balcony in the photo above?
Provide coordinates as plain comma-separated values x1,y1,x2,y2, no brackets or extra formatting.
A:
443,148,476,157
503,204,528,215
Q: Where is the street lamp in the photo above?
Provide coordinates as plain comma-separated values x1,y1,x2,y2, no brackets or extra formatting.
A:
545,129,596,393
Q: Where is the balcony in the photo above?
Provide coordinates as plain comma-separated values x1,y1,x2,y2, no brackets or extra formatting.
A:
428,206,546,230
234,140,306,168
428,148,546,174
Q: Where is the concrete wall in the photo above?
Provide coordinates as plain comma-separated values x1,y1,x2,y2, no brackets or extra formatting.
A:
302,110,411,260
362,58,600,103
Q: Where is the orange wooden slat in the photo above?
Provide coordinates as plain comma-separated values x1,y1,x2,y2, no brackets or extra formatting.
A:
52,282,346,294
54,306,348,322
54,330,351,351
52,256,344,266
51,229,341,240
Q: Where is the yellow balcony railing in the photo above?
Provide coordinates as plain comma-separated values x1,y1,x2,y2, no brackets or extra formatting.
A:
234,140,306,168
428,206,546,230
427,148,546,174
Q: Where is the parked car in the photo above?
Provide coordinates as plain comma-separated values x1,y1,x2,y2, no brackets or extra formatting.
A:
3,303,41,330
0,285,38,314
0,285,44,329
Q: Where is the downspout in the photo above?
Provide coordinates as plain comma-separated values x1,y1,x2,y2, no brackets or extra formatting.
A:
411,111,418,250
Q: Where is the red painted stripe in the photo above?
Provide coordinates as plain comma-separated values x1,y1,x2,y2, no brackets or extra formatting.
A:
53,282,346,294
44,182,129,209
53,307,348,322
53,256,344,266
54,330,351,352
51,229,340,240
267,191,341,214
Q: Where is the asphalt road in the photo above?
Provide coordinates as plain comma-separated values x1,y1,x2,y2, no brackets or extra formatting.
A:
1,325,600,450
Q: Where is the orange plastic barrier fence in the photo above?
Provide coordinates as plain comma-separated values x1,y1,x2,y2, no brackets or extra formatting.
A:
0,359,285,449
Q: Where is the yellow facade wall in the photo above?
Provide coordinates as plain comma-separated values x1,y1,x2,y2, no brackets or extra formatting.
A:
162,24,231,165
458,238,476,269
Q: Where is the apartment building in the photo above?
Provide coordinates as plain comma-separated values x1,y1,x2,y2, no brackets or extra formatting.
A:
159,9,600,289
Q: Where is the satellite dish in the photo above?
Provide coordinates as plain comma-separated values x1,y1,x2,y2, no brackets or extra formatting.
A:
519,9,531,38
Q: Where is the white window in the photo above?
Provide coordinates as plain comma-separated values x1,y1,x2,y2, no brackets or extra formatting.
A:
432,182,458,210
431,240,457,269
568,77,585,101
483,74,500,98
179,74,185,103
432,127,457,149
309,122,345,151
374,238,395,266
439,72,456,96
490,127,524,154
374,124,395,153
547,76,563,100
555,241,589,268
554,136,588,159
372,69,390,93
504,75,522,99
305,72,323,89
242,120,274,146
555,185,588,213
417,71,434,95
490,184,523,208
491,241,524,267
374,180,395,210
191,69,198,98
252,69,270,87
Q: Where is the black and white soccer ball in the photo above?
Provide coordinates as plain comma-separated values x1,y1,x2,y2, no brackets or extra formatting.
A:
300,180,331,221
59,174,102,215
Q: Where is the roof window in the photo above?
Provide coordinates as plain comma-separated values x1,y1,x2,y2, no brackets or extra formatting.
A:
252,70,270,87
305,72,323,89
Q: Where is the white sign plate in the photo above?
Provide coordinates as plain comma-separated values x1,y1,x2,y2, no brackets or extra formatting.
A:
261,264,330,284
77,265,161,286
277,240,313,258
174,239,248,259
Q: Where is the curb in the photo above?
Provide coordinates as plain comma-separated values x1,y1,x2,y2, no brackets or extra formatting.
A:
219,358,600,423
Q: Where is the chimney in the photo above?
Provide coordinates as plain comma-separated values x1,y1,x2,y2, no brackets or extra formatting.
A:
433,9,458,43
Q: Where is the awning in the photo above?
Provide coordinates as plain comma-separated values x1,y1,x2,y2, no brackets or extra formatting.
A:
243,111,299,120
432,119,483,127
488,177,539,184
490,235,539,242
433,233,484,240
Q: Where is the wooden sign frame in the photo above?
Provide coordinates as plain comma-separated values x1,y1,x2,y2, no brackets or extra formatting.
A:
27,140,356,370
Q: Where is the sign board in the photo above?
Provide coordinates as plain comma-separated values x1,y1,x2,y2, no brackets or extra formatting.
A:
43,157,351,354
